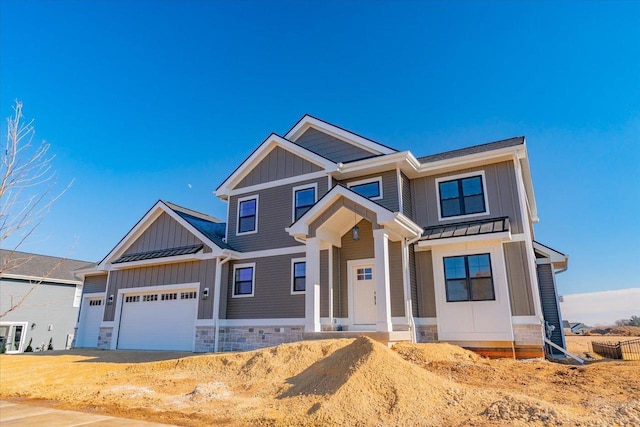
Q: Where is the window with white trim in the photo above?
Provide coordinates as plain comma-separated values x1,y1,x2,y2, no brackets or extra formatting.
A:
291,258,306,293
347,177,383,200
233,263,255,297
237,195,258,234
443,253,495,302
89,299,103,306
293,184,316,221
437,173,488,219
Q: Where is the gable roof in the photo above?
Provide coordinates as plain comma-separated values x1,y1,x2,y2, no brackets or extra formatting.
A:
95,200,229,269
285,115,397,158
1,249,92,284
215,133,336,199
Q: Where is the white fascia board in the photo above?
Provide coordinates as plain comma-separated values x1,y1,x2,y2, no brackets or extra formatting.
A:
0,273,81,286
285,115,396,156
416,145,526,176
533,241,568,269
215,134,336,199
519,154,539,223
417,231,512,249
333,151,420,179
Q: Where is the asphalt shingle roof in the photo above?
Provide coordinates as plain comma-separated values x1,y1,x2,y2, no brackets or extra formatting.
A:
163,201,232,250
417,136,524,163
421,217,510,241
0,250,92,282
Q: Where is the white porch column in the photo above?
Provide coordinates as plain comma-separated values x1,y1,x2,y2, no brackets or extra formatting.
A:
305,237,321,332
373,228,393,332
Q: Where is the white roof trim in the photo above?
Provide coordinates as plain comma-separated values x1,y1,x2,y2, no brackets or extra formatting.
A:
97,201,224,270
285,115,396,156
533,241,568,269
1,273,81,286
215,133,336,199
287,185,422,239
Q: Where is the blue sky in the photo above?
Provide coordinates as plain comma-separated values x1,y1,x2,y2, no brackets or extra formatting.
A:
1,0,638,297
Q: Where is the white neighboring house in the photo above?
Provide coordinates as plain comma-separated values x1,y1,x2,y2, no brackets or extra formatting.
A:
0,250,91,353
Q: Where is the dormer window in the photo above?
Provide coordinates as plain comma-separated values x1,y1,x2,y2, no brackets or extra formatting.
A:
436,172,488,220
237,195,258,235
347,177,383,200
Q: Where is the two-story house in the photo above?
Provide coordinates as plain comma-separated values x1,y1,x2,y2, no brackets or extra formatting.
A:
75,115,568,358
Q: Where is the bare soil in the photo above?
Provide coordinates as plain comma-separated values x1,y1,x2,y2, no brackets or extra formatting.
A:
1,337,639,426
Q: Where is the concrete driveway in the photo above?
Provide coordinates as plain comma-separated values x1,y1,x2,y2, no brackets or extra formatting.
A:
0,400,176,426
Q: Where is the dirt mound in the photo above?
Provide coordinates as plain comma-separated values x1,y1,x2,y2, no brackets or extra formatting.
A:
588,326,640,336
393,341,481,364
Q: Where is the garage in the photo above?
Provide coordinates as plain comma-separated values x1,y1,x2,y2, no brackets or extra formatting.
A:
75,297,104,348
116,288,198,351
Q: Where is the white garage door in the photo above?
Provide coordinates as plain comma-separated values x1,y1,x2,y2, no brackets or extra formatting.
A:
76,297,104,348
117,289,198,351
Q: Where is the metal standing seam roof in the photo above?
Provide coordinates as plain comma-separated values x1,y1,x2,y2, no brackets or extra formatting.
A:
112,244,204,264
421,217,510,240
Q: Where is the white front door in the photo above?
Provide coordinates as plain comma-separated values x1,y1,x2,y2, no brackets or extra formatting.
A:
351,262,376,326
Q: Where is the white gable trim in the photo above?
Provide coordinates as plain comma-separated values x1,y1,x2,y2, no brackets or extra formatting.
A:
97,201,224,269
285,115,396,156
215,133,336,199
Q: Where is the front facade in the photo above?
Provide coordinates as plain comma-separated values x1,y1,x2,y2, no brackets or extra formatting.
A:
0,250,90,353
76,116,569,358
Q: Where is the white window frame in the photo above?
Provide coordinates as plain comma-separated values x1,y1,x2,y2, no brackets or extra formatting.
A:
435,170,490,221
0,321,29,353
290,257,306,295
292,183,318,223
236,194,259,236
347,176,383,201
232,263,256,298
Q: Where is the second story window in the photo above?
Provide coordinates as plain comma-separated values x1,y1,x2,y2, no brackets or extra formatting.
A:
237,195,258,234
347,177,383,200
293,184,316,221
438,174,487,218
291,258,306,293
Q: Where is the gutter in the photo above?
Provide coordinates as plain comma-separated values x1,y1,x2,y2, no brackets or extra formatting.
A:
404,233,422,343
213,253,233,353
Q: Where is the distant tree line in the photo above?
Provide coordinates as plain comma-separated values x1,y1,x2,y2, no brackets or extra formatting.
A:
614,315,640,327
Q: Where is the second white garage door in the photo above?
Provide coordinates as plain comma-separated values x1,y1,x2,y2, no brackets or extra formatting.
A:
76,296,104,348
117,289,198,351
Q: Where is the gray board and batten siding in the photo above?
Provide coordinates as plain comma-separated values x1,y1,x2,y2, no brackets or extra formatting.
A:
124,212,210,256
414,250,437,318
103,260,217,322
235,146,323,189
537,263,566,353
411,161,523,233
293,127,377,163
503,241,536,316
401,172,413,219
339,170,399,212
222,253,306,320
83,274,108,294
227,177,328,252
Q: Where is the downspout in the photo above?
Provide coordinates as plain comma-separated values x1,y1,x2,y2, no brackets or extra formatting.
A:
404,233,422,343
213,253,232,353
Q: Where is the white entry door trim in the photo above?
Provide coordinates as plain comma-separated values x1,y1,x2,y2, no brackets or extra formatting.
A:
348,258,376,330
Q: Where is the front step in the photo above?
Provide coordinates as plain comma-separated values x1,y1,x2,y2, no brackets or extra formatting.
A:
303,331,412,347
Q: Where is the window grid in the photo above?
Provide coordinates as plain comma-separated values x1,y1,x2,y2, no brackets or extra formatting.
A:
439,175,486,218
356,267,373,281
89,300,102,306
234,266,254,296
161,293,177,301
125,295,140,303
180,291,197,299
142,294,158,302
443,254,495,302
238,197,257,234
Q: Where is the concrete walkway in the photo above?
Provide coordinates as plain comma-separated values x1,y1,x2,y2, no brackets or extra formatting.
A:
0,400,176,426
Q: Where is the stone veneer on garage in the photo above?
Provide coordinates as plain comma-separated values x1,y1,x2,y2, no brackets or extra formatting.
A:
217,326,304,352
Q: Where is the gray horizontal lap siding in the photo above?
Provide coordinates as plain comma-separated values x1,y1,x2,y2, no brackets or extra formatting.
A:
294,127,375,163
83,274,108,294
103,260,216,321
340,170,399,212
236,146,322,189
320,249,329,317
225,254,305,319
503,242,535,316
415,250,437,317
410,161,523,232
124,212,208,255
227,177,328,252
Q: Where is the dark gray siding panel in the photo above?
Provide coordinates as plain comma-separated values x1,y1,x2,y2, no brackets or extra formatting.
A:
537,263,566,352
235,146,322,189
504,241,535,316
320,250,329,317
411,161,523,233
340,170,399,212
83,274,108,294
124,212,206,255
104,260,216,322
415,250,436,317
339,220,374,317
332,246,341,318
225,253,305,319
294,127,375,163
401,172,413,219
409,245,418,317
388,241,405,317
227,177,328,252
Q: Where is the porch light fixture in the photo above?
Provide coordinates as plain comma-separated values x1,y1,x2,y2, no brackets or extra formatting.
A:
352,211,360,241
202,287,209,300
107,295,114,305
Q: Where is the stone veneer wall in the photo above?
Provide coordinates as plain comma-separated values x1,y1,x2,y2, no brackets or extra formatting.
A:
97,327,113,349
218,326,304,352
513,324,544,347
195,326,215,352
415,325,438,342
